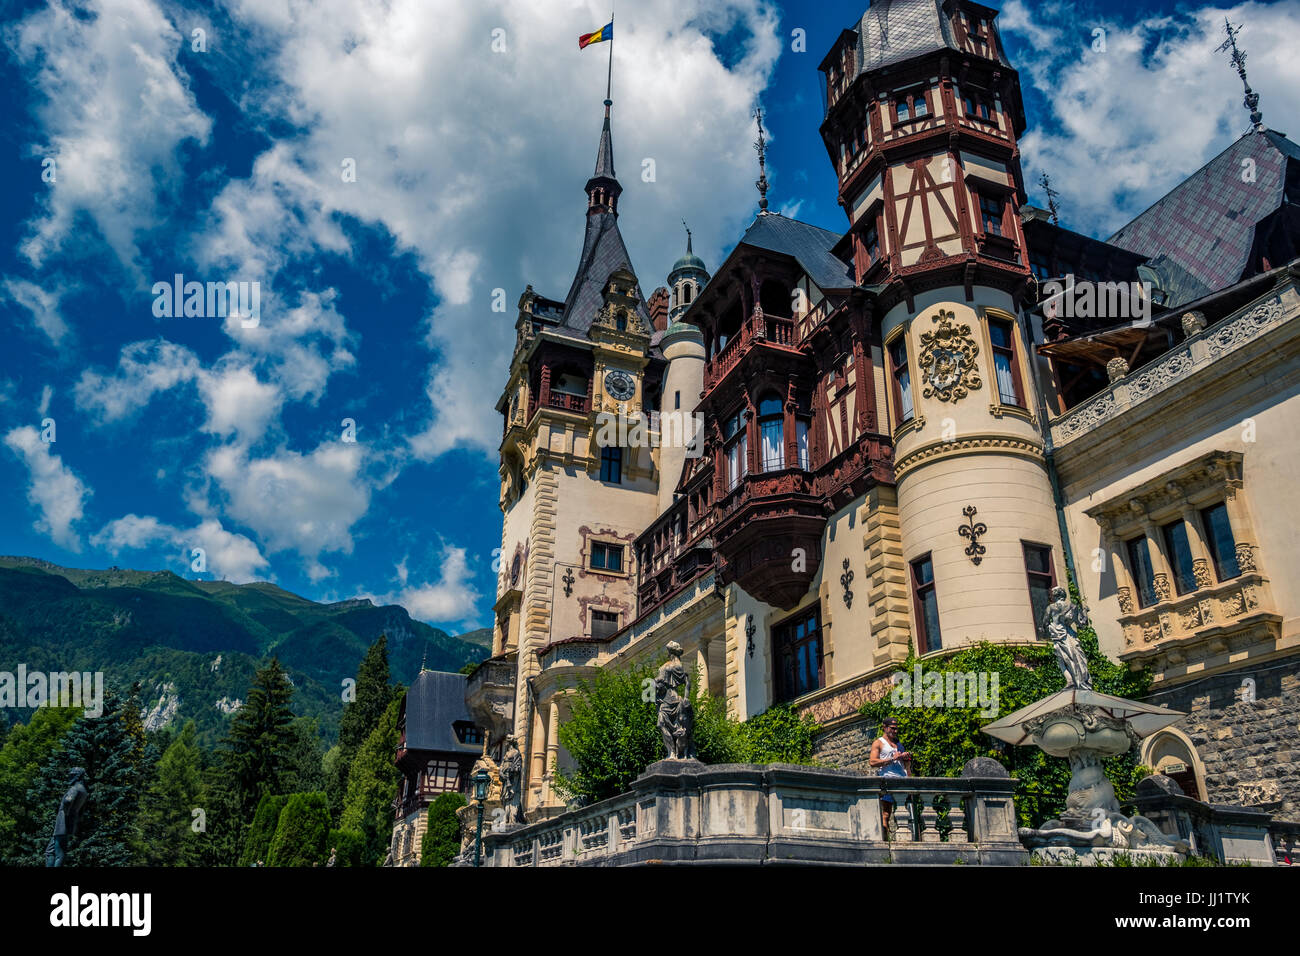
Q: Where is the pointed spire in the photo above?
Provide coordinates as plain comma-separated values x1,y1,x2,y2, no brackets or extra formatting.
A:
753,106,770,214
1217,18,1265,133
682,220,692,255
419,647,428,673
594,99,616,179
1039,172,1061,225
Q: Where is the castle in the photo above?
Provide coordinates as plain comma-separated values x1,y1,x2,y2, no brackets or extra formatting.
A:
462,0,1300,824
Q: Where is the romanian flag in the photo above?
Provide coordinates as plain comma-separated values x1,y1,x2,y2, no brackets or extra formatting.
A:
579,22,612,49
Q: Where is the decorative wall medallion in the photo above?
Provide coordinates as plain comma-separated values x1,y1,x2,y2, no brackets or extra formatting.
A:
746,615,756,658
561,567,575,597
958,505,987,565
919,309,982,403
840,558,854,609
510,552,522,587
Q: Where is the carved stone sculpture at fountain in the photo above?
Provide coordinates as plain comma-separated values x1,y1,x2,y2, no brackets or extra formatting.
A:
983,595,1192,864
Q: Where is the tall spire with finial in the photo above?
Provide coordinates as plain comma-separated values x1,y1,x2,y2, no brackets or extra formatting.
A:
1217,18,1265,133
1038,172,1061,225
419,647,428,673
753,105,770,215
682,219,692,254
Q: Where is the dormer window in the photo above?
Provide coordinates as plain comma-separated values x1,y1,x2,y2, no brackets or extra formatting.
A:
894,90,929,125
963,92,993,121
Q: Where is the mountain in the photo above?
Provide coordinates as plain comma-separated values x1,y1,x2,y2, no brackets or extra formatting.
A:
0,557,489,746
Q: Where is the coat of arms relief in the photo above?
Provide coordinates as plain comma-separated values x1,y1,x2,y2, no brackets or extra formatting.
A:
918,309,982,402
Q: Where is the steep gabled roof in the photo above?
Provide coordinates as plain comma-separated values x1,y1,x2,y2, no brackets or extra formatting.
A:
1106,130,1300,306
401,670,480,755
559,209,649,335
738,213,854,291
850,0,1011,75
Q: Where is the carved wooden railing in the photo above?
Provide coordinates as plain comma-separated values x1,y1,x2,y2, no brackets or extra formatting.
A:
704,312,800,390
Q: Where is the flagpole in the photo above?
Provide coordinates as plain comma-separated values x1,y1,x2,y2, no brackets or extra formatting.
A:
605,11,614,104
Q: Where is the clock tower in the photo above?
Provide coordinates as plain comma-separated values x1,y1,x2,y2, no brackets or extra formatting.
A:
493,97,668,813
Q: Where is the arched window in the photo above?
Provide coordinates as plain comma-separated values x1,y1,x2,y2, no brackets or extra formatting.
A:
723,408,747,490
758,393,784,471
683,283,693,305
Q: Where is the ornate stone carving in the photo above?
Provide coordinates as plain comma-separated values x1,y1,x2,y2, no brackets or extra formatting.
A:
1181,310,1207,336
958,505,988,565
1152,572,1171,602
1206,298,1284,358
1236,543,1257,572
500,735,524,826
1221,592,1245,617
918,309,982,402
1117,587,1134,615
1106,357,1129,383
1179,605,1201,630
1192,558,1212,589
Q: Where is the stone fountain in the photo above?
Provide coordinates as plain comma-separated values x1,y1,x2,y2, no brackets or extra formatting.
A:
982,587,1192,864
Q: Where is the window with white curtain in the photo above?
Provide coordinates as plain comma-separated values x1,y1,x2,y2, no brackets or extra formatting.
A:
758,394,784,471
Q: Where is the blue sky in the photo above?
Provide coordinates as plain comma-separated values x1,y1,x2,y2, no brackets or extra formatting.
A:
2,0,1297,633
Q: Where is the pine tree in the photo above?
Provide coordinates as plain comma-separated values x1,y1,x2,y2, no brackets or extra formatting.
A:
136,721,206,866
239,793,289,866
25,691,143,866
339,696,402,865
331,636,398,822
0,706,80,864
421,792,467,867
221,658,296,823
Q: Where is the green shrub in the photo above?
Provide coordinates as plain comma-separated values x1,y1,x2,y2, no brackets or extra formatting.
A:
327,828,365,867
267,791,330,867
239,793,288,866
421,792,468,867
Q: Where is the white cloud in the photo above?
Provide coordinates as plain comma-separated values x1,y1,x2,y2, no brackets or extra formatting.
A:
6,0,212,278
196,362,282,444
383,544,481,625
4,425,91,551
92,512,270,582
1001,1,1300,237
3,279,68,344
74,338,200,422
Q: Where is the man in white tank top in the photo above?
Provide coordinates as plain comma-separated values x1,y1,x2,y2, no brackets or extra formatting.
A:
868,718,912,837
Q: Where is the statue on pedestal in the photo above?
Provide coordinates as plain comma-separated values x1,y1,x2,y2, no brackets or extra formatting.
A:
500,734,524,826
45,767,89,867
1043,586,1093,690
655,642,695,760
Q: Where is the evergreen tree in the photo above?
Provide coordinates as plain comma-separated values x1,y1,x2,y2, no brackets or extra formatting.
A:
421,792,467,867
24,691,143,866
136,721,206,866
267,791,330,867
339,696,402,865
327,827,365,866
331,636,398,823
0,706,80,864
240,793,289,866
221,658,296,823
283,717,325,794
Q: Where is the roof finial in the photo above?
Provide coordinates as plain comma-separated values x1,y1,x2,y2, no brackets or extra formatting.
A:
682,219,692,254
419,647,428,673
753,105,770,215
1217,18,1265,133
1038,172,1061,225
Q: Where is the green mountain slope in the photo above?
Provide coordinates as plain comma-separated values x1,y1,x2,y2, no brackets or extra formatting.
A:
0,558,489,746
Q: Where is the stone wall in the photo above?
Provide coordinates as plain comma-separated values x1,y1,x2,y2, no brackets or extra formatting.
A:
1150,655,1300,818
813,713,883,773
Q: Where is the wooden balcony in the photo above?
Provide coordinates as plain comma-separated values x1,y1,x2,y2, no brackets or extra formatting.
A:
703,311,800,392
545,390,590,413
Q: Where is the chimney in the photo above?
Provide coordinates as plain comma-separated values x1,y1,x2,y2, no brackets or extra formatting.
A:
649,287,670,332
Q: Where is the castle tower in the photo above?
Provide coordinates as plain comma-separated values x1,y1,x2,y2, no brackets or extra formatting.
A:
819,0,1064,653
657,234,708,512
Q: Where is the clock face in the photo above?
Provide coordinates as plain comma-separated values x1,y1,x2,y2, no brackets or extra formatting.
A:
604,370,636,401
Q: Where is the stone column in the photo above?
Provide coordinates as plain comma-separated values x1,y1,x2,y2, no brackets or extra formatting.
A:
1180,504,1214,590
544,697,561,804
697,638,711,694
1141,518,1172,605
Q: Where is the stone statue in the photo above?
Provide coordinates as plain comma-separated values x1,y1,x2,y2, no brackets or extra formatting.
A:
655,642,695,760
45,767,89,867
499,734,524,826
1043,586,1093,690
326,846,337,867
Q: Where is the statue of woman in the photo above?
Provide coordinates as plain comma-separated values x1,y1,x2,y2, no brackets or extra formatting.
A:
1043,586,1093,690
655,642,695,760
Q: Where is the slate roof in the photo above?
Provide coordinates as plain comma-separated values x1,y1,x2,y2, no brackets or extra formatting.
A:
1106,130,1300,307
400,670,480,755
559,209,649,335
738,213,854,291
851,0,1011,75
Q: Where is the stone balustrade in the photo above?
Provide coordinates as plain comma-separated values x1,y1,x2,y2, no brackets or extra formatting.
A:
467,761,1027,867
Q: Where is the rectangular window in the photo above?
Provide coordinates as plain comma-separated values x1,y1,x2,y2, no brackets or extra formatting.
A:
911,555,941,652
1200,503,1241,581
1023,543,1055,639
591,610,619,640
963,93,991,120
889,338,913,423
674,390,680,410
590,541,624,573
1161,520,1197,595
895,100,910,123
599,445,622,483
864,217,880,265
724,410,747,490
796,419,810,470
1126,536,1158,608
760,417,784,471
913,95,928,118
979,193,1005,237
773,606,824,703
988,318,1024,406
